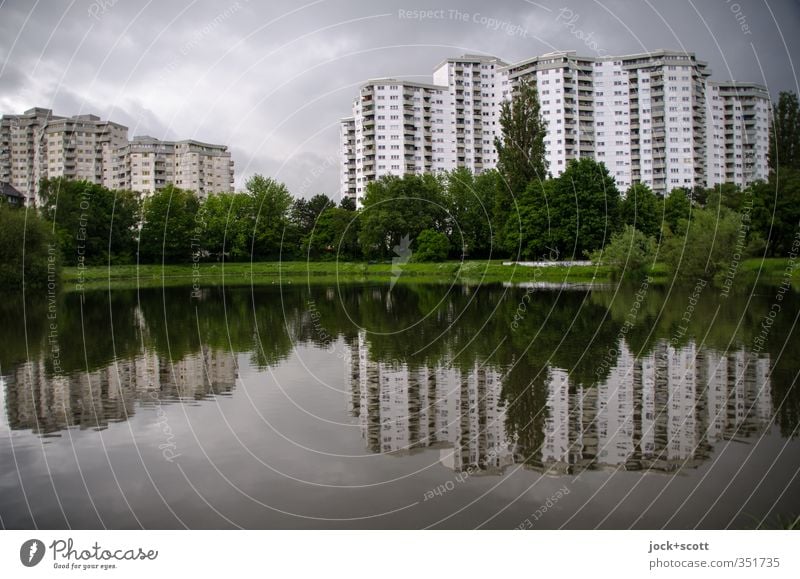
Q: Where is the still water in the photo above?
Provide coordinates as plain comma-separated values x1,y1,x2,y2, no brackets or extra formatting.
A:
1,281,798,529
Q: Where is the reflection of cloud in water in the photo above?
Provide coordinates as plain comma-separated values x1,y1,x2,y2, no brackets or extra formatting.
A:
346,335,773,476
3,347,237,435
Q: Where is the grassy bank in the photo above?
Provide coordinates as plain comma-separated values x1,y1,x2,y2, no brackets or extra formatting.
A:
61,260,609,291
59,258,798,291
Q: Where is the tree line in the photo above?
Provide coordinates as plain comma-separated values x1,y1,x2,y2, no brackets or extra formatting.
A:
2,86,800,289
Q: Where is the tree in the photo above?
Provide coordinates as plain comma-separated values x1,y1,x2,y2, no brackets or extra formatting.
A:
703,183,745,212
358,174,447,258
751,169,800,256
411,229,449,262
291,194,335,235
0,204,57,290
247,175,293,260
494,79,548,255
661,207,743,281
201,192,253,260
495,78,548,195
38,178,140,265
769,91,800,172
339,196,357,211
517,158,620,260
304,207,361,260
474,170,506,257
505,178,556,260
619,183,663,239
138,185,200,263
663,188,692,235
590,225,656,280
443,168,497,258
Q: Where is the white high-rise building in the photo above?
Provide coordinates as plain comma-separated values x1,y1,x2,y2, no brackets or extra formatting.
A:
341,50,771,201
430,55,509,175
341,79,447,204
706,82,771,187
340,55,507,205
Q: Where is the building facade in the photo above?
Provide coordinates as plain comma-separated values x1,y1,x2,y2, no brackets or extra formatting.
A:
706,82,771,186
111,136,235,198
0,108,62,202
340,50,771,203
0,108,235,204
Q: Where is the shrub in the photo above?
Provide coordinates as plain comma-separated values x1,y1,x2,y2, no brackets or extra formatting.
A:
412,229,450,262
661,207,743,281
590,225,655,280
0,204,58,290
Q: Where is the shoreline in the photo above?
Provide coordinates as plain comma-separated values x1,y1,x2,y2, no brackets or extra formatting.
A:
54,258,799,292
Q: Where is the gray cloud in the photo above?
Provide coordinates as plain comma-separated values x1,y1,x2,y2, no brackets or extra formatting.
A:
1,0,798,197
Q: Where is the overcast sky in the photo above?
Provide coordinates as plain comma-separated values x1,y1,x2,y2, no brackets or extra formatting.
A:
1,0,798,198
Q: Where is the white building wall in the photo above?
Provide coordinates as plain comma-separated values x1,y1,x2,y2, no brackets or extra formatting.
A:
343,50,769,198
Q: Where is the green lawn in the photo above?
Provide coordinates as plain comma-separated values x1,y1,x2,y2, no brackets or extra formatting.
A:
60,260,610,290
58,258,799,291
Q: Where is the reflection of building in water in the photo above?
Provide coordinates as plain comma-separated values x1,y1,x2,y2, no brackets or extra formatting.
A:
598,345,635,468
2,347,237,435
345,333,514,473
537,340,773,475
542,368,570,472
345,337,774,475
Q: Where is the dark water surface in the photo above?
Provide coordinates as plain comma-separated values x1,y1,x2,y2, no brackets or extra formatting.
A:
1,281,798,529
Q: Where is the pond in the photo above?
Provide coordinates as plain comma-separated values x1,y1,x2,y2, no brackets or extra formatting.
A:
0,280,798,529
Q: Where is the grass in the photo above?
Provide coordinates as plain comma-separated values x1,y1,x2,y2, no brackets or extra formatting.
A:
59,257,799,292
60,260,611,291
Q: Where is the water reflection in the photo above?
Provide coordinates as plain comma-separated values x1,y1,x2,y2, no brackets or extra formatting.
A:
345,334,772,475
0,282,792,466
346,331,512,472
4,346,237,435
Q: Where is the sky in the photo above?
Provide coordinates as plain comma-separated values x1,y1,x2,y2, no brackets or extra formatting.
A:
1,0,798,198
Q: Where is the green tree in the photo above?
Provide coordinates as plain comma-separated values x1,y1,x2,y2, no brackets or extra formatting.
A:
201,192,253,260
443,168,498,258
358,174,447,258
661,207,743,281
339,196,357,211
411,229,449,262
663,188,692,234
292,194,335,234
514,158,620,260
769,91,800,172
704,182,745,212
505,178,556,259
475,170,507,257
494,79,548,255
495,78,548,194
38,178,140,265
590,224,655,280
304,206,361,260
247,175,293,260
0,204,57,290
138,185,200,263
620,182,663,239
751,169,800,256
290,194,336,257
